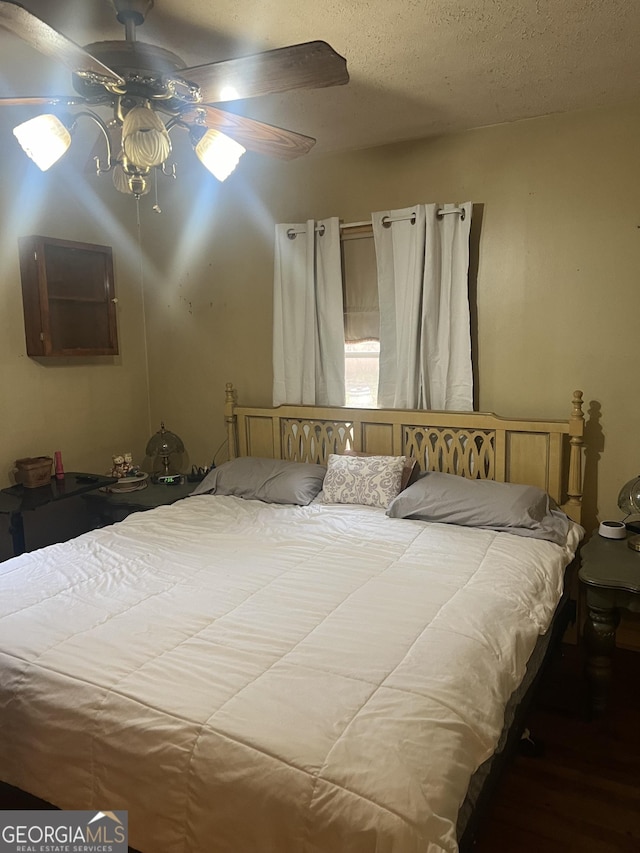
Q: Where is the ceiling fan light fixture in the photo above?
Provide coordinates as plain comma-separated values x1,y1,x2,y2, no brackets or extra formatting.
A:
127,172,149,197
13,114,71,171
122,105,171,168
194,128,245,182
0,3,346,206
112,158,150,196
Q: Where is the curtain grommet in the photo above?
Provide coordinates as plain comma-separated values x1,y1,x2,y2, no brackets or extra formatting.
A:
437,207,466,221
382,214,416,228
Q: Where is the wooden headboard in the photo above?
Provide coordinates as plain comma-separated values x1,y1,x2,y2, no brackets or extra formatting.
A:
224,385,585,524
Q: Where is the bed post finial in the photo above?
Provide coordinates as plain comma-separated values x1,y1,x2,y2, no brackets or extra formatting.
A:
566,390,584,522
225,383,238,460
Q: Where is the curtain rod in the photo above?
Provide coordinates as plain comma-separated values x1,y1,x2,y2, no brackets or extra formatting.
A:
286,207,466,239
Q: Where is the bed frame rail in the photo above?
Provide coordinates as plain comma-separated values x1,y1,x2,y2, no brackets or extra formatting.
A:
224,385,584,524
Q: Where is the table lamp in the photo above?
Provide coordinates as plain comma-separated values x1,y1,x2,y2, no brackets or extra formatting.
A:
618,474,640,550
145,422,185,479
618,475,640,518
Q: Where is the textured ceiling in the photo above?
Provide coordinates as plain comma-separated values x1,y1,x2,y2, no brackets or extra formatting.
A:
1,0,640,156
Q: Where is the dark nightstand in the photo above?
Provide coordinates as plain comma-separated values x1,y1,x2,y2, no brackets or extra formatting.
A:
83,480,195,525
0,473,117,556
579,533,640,714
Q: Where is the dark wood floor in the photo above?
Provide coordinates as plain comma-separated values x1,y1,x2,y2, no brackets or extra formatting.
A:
472,643,640,852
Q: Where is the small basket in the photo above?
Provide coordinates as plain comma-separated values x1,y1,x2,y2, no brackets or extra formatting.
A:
15,456,53,488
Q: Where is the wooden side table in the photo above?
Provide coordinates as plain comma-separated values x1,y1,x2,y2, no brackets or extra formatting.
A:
579,533,640,714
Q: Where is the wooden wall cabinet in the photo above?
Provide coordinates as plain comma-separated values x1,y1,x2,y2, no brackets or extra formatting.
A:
18,235,119,357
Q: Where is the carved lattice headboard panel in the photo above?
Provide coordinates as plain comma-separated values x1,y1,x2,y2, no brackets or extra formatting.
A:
404,426,496,479
225,385,585,523
281,419,354,463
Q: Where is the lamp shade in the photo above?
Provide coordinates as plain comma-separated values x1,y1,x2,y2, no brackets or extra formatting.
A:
145,422,185,475
194,129,245,181
122,106,172,168
618,475,640,517
13,114,71,171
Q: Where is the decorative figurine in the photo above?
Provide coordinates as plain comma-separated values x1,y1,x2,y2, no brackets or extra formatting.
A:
110,453,141,479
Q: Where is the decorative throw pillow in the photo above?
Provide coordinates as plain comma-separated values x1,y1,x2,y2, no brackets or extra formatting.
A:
322,453,406,508
343,450,418,491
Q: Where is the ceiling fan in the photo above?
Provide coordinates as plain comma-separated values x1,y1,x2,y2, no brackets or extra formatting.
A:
0,0,349,199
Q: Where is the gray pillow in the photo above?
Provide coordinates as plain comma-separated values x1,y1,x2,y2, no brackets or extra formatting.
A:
190,457,326,506
385,472,570,545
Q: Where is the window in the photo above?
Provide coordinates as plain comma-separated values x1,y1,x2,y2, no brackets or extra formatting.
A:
342,230,379,407
345,340,380,407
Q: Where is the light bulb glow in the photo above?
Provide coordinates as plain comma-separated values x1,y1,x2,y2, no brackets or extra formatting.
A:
219,85,240,101
194,129,245,182
13,114,71,171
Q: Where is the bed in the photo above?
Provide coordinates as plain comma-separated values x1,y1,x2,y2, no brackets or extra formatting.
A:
0,386,585,853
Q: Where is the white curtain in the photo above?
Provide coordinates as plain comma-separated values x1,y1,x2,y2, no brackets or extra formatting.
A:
373,202,473,410
273,217,345,406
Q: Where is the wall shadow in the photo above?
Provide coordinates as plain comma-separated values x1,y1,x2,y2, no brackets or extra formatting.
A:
468,203,484,410
582,399,604,533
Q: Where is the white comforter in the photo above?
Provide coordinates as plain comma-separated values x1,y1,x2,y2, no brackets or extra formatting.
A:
0,496,581,853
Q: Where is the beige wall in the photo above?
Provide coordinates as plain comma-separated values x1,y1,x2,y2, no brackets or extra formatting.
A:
2,100,639,537
0,131,152,491
142,101,640,532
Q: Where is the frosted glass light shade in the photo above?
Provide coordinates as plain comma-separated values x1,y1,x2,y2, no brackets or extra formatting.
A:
195,129,245,181
145,422,185,475
112,159,131,194
13,114,71,171
122,106,171,168
618,475,640,517
112,154,150,196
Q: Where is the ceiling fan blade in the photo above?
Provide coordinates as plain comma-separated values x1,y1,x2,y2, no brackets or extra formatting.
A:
0,1,124,87
180,105,315,160
180,40,348,103
0,95,87,107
